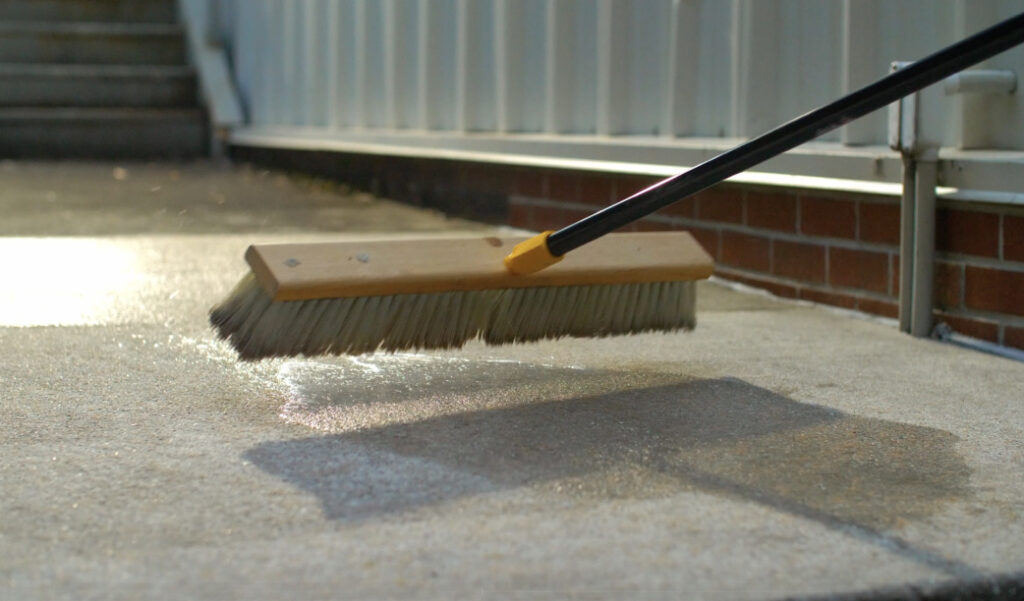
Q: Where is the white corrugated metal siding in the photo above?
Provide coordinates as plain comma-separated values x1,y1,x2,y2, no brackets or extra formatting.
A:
215,0,1024,195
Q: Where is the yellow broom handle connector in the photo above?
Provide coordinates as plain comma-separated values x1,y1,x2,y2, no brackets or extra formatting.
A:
503,231,564,275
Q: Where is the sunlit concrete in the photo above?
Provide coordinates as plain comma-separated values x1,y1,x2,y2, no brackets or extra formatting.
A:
1,161,1022,600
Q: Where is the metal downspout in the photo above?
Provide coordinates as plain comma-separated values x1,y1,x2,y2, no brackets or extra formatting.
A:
897,156,916,334
910,150,937,337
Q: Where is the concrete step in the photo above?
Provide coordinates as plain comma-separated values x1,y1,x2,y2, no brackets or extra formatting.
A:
0,22,185,65
0,108,208,158
0,0,177,24
0,63,197,107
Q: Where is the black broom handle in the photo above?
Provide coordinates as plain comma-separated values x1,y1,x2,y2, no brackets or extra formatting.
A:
545,11,1024,257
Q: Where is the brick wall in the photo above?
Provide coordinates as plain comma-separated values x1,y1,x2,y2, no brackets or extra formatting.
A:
231,146,1024,351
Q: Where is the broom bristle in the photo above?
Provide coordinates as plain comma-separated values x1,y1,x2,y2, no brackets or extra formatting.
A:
210,272,696,360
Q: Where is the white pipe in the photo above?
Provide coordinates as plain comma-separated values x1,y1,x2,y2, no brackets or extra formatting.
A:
944,70,1016,94
178,0,245,153
933,323,1024,363
205,0,222,47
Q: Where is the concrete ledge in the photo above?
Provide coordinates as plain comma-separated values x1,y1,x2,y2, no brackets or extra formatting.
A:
0,107,207,158
0,63,196,107
0,22,185,65
231,127,1024,207
0,0,177,24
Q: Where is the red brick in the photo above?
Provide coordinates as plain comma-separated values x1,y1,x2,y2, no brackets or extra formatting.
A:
559,207,587,224
746,191,796,232
1004,215,1024,263
772,240,825,283
829,247,890,294
615,175,660,199
934,313,999,343
696,189,744,224
716,269,798,299
559,208,634,233
457,165,485,191
964,266,1024,317
800,196,856,239
507,201,534,229
891,254,900,297
936,209,999,257
414,158,454,191
657,195,697,219
798,288,858,309
457,164,512,193
859,202,900,245
531,204,565,230
547,172,580,202
720,231,771,272
1004,326,1024,350
934,261,963,309
488,167,518,194
578,175,616,208
682,226,719,260
635,219,671,232
515,171,546,197
857,298,898,319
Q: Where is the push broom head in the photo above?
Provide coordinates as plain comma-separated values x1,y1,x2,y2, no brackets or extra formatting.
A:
210,232,714,359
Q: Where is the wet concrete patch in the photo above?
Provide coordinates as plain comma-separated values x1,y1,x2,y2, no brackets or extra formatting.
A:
248,357,971,539
274,354,690,433
678,412,970,531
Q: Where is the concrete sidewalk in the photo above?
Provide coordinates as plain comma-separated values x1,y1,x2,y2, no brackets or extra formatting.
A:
1,161,1022,600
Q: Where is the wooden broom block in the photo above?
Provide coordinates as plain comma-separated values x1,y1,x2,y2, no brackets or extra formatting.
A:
246,231,715,301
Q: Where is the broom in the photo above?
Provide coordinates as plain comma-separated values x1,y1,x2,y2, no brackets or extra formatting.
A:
211,12,1024,359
